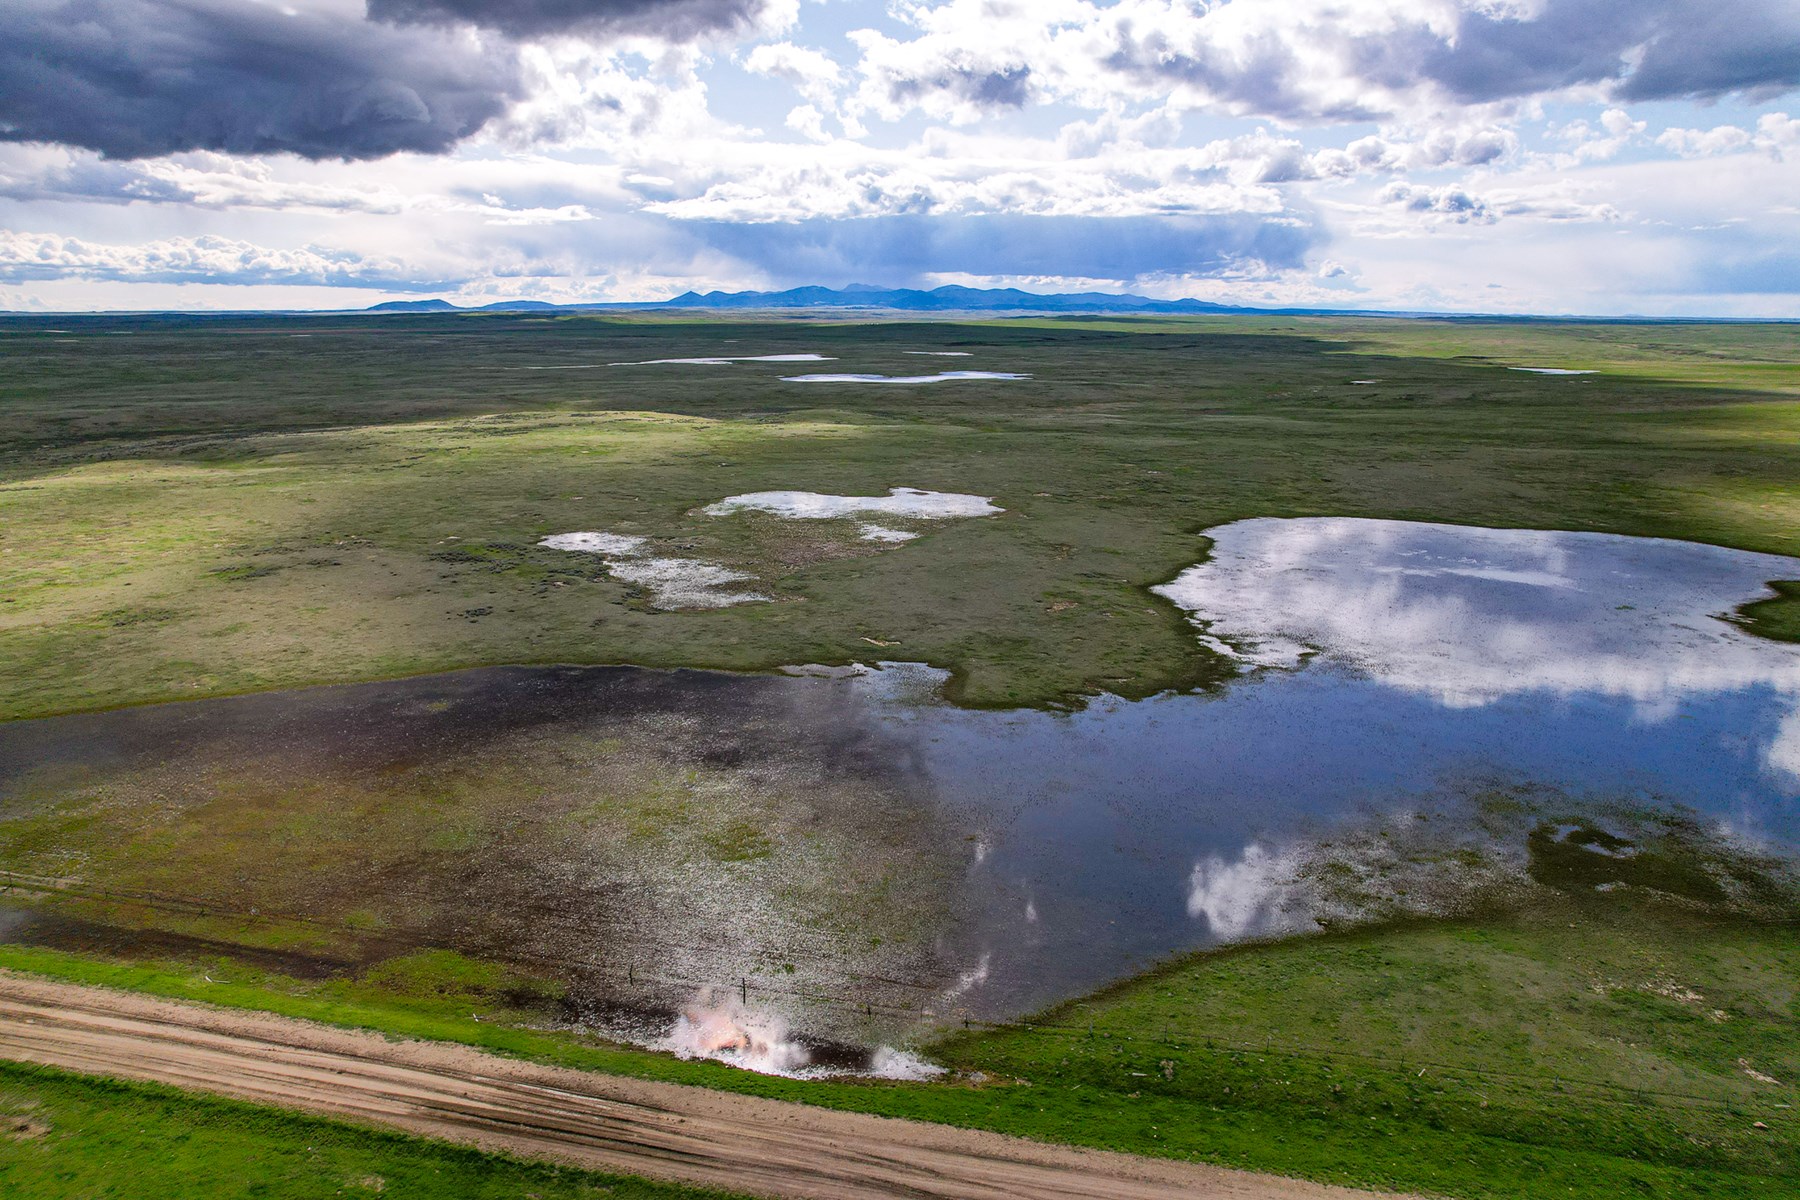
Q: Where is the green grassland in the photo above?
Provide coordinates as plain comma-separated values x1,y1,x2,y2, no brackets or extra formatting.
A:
3,883,1795,1199
5,312,1800,1198
6,794,1799,1198
0,1059,743,1200
4,313,1800,718
940,895,1800,1197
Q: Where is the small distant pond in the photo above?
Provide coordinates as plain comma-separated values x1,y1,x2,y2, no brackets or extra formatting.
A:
2,518,1798,1045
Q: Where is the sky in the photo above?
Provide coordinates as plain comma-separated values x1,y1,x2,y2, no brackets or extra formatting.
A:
1,0,1798,315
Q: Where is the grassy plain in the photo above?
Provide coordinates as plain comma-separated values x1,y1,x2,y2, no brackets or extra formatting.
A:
5,312,1800,1198
4,313,1800,717
2,885,1795,1199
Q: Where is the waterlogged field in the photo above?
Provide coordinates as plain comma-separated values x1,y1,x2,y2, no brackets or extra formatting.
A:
0,665,975,1054
3,893,1794,1200
4,312,1800,1197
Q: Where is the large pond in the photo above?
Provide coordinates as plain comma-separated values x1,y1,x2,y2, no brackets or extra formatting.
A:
3,518,1799,1058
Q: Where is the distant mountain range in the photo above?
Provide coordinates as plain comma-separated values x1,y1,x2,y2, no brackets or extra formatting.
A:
658,285,1266,313
365,285,1268,315
1,286,1781,322
346,287,1790,323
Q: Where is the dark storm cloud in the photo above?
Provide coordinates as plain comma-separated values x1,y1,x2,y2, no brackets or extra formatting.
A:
1345,2,1654,103
1619,3,1800,101
366,0,773,41
684,212,1321,287
0,0,521,160
1416,0,1800,104
1105,0,1799,116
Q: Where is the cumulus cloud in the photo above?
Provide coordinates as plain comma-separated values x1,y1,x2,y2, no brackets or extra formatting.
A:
784,105,832,142
0,0,521,161
0,146,410,212
644,151,1284,220
1379,181,1497,224
743,41,846,108
892,62,1034,112
851,41,1036,124
1659,125,1759,158
0,229,443,287
1549,107,1647,163
1317,123,1520,177
1371,175,1624,227
367,0,789,42
1658,112,1800,158
1055,106,1182,159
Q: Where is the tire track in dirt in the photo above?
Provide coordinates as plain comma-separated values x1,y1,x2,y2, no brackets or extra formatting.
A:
0,972,1413,1200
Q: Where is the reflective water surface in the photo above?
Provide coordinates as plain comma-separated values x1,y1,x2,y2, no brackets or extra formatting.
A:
3,519,1798,1044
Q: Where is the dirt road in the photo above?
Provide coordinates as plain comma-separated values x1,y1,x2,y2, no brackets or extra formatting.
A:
0,971,1409,1200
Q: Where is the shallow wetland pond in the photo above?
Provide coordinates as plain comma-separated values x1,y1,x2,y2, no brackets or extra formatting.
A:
4,519,1799,1064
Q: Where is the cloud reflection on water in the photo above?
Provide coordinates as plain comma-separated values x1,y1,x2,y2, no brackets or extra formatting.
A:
1185,842,1303,941
1155,518,1800,783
